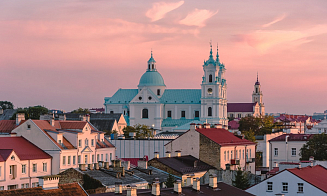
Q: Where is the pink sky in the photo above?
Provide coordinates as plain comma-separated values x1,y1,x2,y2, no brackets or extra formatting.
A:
1,0,327,114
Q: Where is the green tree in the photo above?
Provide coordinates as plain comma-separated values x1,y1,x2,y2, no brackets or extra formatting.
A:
71,108,90,114
165,174,175,188
300,133,327,161
11,106,48,120
243,130,256,142
0,101,14,110
232,167,250,190
123,124,153,139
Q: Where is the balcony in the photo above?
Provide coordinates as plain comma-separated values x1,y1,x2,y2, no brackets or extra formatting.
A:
230,159,240,165
246,158,255,163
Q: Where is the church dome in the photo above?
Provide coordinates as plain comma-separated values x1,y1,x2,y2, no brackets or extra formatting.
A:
138,70,165,87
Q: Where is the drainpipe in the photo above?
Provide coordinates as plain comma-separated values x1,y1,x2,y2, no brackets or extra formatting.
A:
285,135,289,163
29,160,31,188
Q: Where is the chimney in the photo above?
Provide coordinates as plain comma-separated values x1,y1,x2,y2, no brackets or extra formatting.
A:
50,117,55,127
186,174,194,186
152,181,160,196
104,162,110,169
79,115,87,121
274,162,278,167
204,123,210,129
79,164,86,171
126,185,137,196
175,150,181,157
115,182,122,194
165,151,171,158
192,178,200,191
85,114,90,121
154,152,159,159
38,175,60,190
190,123,196,131
112,160,122,168
309,156,314,161
174,180,182,194
138,159,148,169
215,124,223,129
209,174,217,189
194,160,198,168
88,164,94,170
16,113,25,126
58,114,66,121
94,162,99,170
122,161,130,170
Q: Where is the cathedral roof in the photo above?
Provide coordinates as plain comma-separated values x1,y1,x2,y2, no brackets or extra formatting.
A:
138,70,165,87
105,89,138,104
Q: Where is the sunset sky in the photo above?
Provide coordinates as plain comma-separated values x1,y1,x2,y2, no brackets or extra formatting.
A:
1,0,327,114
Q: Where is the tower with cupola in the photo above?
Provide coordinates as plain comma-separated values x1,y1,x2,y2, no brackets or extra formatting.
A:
200,43,228,126
252,73,265,115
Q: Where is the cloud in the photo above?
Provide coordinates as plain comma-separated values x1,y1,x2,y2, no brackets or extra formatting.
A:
234,25,327,53
146,1,184,22
262,13,287,28
179,9,218,28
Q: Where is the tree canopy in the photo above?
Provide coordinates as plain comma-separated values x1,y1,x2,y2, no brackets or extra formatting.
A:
232,167,250,190
71,108,90,114
123,124,153,139
165,174,175,188
0,101,14,110
300,133,327,161
11,106,48,120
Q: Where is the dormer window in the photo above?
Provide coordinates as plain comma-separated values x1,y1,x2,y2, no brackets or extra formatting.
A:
27,125,31,129
11,155,15,160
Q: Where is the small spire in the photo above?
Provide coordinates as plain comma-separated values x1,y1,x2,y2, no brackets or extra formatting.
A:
216,43,220,63
257,72,259,82
151,49,153,58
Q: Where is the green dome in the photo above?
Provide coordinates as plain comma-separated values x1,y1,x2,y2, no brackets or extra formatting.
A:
138,71,165,87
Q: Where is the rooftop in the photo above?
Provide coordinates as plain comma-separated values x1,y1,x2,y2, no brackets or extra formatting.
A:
269,134,314,142
227,103,256,113
0,120,17,134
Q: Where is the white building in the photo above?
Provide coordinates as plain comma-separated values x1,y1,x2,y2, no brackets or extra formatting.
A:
307,118,327,134
0,136,52,190
104,45,228,131
247,165,327,196
12,119,115,174
268,134,313,170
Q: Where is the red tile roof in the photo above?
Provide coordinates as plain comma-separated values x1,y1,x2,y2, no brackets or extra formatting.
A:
0,149,13,162
279,162,300,165
0,182,88,196
287,165,327,193
0,120,17,133
121,156,148,167
196,128,256,146
266,167,279,175
269,134,314,142
96,139,115,149
0,137,51,161
59,121,87,129
227,103,255,113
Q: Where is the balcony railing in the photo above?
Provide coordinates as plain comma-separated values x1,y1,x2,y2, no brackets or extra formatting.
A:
230,159,240,165
246,158,255,163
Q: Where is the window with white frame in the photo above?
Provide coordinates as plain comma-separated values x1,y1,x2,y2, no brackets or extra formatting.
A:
0,186,3,190
224,151,226,161
85,155,88,164
106,154,108,162
73,156,76,165
110,153,112,161
92,155,94,163
292,148,296,156
43,163,47,172
274,148,278,156
91,139,94,146
21,184,24,189
25,183,29,188
250,149,252,158
235,150,238,159
298,183,303,193
68,156,71,165
101,154,103,161
85,139,88,146
97,154,99,162
63,156,66,165
33,164,37,172
242,150,244,159
237,114,242,118
227,151,229,160
78,139,82,147
231,151,233,159
78,155,81,164
239,150,241,159
282,182,288,192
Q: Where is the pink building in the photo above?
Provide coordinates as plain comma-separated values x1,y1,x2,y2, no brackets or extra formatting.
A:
0,136,52,190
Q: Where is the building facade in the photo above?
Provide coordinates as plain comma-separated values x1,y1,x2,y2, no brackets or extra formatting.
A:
104,46,228,131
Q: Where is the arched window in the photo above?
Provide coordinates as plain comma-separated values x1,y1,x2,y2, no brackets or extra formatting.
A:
142,109,148,119
209,74,213,82
208,107,212,117
157,89,160,96
256,88,258,93
152,64,154,69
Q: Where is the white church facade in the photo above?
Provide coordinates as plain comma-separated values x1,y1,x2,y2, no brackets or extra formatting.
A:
104,45,228,132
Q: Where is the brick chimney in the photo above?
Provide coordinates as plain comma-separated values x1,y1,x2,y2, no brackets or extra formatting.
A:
174,180,182,194
126,185,137,196
115,182,122,194
175,150,181,157
204,123,210,129
154,152,159,159
209,174,217,189
50,117,55,127
165,151,171,158
38,175,60,190
186,174,195,186
138,159,148,169
152,181,160,196
16,113,25,126
192,178,200,191
214,124,223,129
190,123,196,131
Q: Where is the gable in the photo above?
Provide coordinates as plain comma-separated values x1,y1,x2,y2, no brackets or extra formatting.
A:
130,87,160,104
81,146,93,153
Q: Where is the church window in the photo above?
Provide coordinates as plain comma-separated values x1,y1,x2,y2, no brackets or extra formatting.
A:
142,109,148,119
148,64,150,70
256,88,258,93
209,74,213,83
208,107,212,117
157,89,160,96
194,111,199,118
167,111,172,118
123,110,126,115
139,96,142,100
148,96,152,100
181,111,185,118
152,64,154,69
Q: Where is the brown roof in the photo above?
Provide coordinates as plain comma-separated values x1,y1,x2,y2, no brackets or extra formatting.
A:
96,138,115,149
0,183,88,196
227,103,256,112
59,121,87,129
0,120,17,133
91,182,254,196
149,155,215,175
269,134,314,142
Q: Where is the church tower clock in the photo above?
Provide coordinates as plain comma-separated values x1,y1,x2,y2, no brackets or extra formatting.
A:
200,43,228,127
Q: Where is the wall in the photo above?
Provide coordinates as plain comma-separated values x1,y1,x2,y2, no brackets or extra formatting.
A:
199,133,221,169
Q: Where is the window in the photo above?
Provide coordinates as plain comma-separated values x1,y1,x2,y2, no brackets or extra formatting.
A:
249,149,252,158
224,151,226,161
209,74,213,82
110,111,114,114
78,155,81,164
10,165,13,175
0,186,4,190
256,88,258,93
207,88,213,95
274,148,278,156
32,182,39,188
208,107,212,117
85,155,88,164
238,114,242,118
33,164,37,172
68,156,71,165
27,124,31,129
97,154,100,162
85,139,88,146
25,183,29,188
181,111,185,118
142,109,148,119
292,148,296,156
282,182,288,192
239,150,241,159
106,154,108,162
167,111,172,118
157,89,160,96
92,155,94,163
78,140,82,147
101,154,103,161
236,150,238,159
231,151,233,159
246,149,248,159
230,113,234,118
148,64,150,69
195,111,199,118
242,150,244,159
43,163,47,172
63,156,66,165
152,64,154,69
227,151,229,160
58,140,62,145
73,156,76,165
91,139,94,146
21,184,24,189
22,165,26,174
298,183,303,193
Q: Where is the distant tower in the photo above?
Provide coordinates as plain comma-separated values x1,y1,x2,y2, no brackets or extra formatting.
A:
252,73,265,115
200,43,228,127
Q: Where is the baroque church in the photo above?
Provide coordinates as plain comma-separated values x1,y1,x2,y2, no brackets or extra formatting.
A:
104,45,264,132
